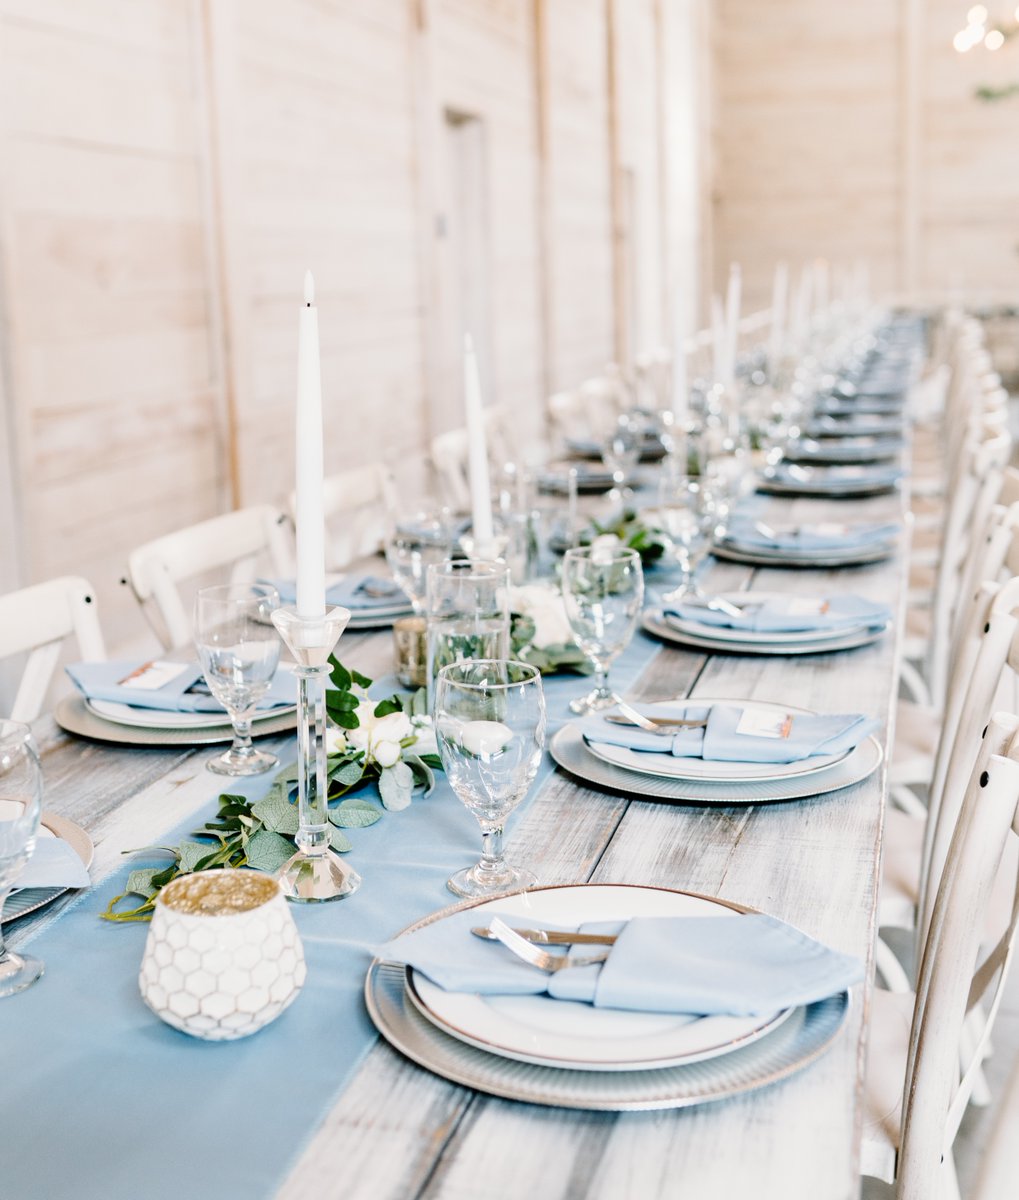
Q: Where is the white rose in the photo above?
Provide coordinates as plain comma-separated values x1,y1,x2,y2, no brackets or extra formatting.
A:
511,583,574,649
348,703,412,767
325,725,347,756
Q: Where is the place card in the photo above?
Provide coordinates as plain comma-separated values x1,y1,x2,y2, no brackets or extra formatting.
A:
735,709,793,739
116,661,191,691
786,598,832,617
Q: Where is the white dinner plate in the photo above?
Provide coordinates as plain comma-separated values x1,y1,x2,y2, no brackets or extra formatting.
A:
582,698,852,784
712,540,896,568
642,609,890,658
87,694,296,730
783,437,903,465
550,724,883,805
404,885,792,1071
659,594,875,645
3,811,93,925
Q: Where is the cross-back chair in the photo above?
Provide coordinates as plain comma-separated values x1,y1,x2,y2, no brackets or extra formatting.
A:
288,463,397,571
122,505,291,650
0,576,106,722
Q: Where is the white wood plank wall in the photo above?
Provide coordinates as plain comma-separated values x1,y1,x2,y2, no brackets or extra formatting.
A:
713,0,1019,309
0,0,711,650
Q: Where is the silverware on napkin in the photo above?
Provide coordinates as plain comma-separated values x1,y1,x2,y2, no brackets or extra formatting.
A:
486,917,611,973
471,925,619,946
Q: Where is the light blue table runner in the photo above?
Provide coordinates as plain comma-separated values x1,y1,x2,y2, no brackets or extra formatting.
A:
0,634,657,1200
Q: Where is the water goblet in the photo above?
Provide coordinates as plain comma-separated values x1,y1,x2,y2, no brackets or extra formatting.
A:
0,720,45,997
600,411,642,515
656,474,719,603
561,546,644,715
434,660,546,898
425,560,510,702
194,582,282,776
384,510,455,616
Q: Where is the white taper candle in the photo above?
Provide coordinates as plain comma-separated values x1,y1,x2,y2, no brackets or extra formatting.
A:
295,270,326,619
463,334,494,548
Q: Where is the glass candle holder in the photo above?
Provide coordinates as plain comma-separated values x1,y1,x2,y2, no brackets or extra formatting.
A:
393,615,427,688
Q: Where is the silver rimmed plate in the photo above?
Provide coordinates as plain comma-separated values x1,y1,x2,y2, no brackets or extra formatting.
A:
3,812,93,925
582,698,851,784
86,696,296,731
712,540,896,568
366,885,850,1110
656,594,876,645
758,467,902,500
405,885,793,1071
783,437,903,465
642,609,890,658
54,694,297,747
549,723,883,804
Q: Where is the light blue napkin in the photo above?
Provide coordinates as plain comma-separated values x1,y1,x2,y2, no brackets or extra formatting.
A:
721,517,900,552
666,594,892,633
378,909,863,1015
66,661,295,713
579,703,878,763
767,463,904,488
272,574,409,611
14,838,91,891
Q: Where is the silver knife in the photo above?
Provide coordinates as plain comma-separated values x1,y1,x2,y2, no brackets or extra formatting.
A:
471,925,617,946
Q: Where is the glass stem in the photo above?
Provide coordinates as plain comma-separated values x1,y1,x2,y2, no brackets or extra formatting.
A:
231,716,254,758
295,664,329,856
592,660,613,701
478,825,506,873
0,885,13,961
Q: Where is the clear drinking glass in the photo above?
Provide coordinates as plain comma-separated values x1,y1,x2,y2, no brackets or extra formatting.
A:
434,660,545,898
600,411,642,513
384,510,455,615
194,582,282,776
425,560,510,702
561,546,644,714
0,720,45,997
656,473,719,602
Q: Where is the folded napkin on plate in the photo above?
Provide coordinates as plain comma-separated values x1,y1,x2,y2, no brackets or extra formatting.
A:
272,574,409,612
722,518,900,552
379,909,863,1015
666,594,891,633
66,660,294,714
767,463,904,487
14,837,90,891
579,704,878,763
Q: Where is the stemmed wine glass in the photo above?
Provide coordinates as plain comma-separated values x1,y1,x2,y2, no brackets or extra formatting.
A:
600,411,642,514
194,582,282,776
0,720,45,997
384,510,455,615
561,546,644,714
434,660,546,898
656,473,719,603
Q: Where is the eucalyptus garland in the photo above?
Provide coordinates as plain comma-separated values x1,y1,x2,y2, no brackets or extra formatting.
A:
101,656,441,922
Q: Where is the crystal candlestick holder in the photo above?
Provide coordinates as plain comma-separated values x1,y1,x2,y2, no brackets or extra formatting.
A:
270,606,361,902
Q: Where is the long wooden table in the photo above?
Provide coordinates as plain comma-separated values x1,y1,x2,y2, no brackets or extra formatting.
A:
15,487,906,1200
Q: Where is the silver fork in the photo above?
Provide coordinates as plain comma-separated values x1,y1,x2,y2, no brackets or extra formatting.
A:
488,917,610,973
610,697,706,736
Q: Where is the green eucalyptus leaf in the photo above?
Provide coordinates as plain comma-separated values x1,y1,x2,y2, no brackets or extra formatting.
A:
329,661,352,691
329,798,383,828
328,708,360,730
329,827,353,853
373,697,402,718
402,753,435,796
244,829,295,874
378,760,414,811
350,669,372,689
124,868,162,900
177,840,215,874
408,688,428,718
251,791,300,836
331,759,366,787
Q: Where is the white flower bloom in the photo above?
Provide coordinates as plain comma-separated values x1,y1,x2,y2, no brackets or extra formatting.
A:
410,716,438,759
325,725,347,756
347,702,413,767
510,583,575,650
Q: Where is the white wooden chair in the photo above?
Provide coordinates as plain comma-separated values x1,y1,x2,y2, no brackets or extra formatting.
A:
863,711,1019,1198
288,463,398,571
430,405,515,512
122,505,291,650
971,1052,1019,1199
0,576,106,722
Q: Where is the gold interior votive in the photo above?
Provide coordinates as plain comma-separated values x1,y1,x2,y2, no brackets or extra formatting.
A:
393,615,427,688
159,870,279,916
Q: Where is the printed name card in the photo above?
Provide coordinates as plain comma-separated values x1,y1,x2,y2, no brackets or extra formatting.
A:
735,708,794,740
786,597,831,617
116,661,190,691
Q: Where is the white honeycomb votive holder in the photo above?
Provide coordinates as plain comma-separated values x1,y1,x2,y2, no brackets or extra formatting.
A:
139,869,306,1041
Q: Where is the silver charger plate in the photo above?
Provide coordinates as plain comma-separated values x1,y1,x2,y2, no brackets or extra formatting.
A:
54,694,297,747
346,607,414,630
711,540,896,569
548,723,883,805
3,811,94,925
641,609,889,657
757,473,901,500
366,958,849,1111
